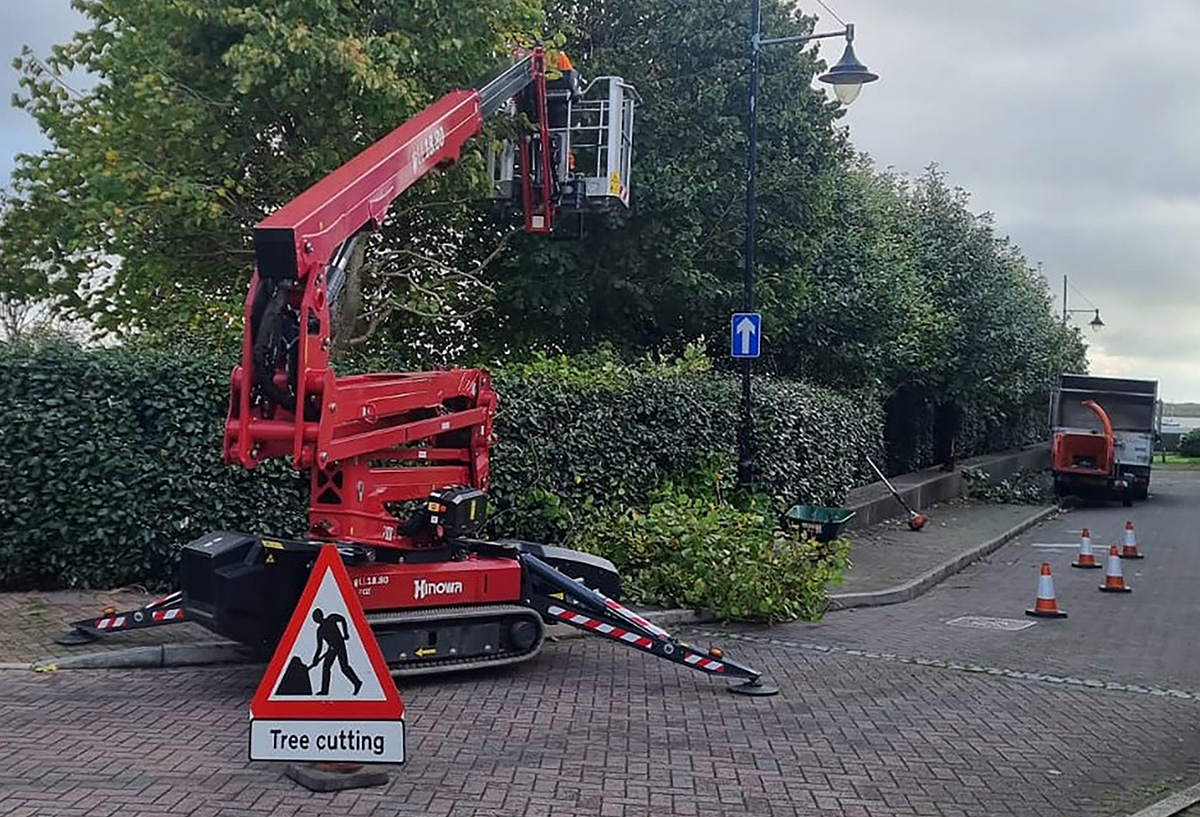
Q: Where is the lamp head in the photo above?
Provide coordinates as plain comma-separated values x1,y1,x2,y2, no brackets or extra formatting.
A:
818,24,879,105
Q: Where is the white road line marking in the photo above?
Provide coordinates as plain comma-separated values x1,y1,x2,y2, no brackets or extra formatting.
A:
691,630,1200,701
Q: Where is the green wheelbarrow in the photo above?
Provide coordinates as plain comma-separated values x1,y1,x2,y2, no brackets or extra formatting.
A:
783,505,856,543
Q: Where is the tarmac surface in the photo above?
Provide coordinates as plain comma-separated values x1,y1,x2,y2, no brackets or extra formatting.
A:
835,501,1053,596
752,469,1200,691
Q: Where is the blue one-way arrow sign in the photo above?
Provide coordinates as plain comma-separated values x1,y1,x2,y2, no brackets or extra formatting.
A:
730,312,761,359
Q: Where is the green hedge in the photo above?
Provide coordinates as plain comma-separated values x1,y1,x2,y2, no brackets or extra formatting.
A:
1180,428,1200,458
0,343,881,594
0,343,308,590
487,360,881,542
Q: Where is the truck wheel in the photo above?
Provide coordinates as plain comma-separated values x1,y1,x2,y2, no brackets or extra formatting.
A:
1122,491,1133,508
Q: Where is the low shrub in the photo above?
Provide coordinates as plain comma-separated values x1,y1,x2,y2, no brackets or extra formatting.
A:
1179,428,1200,458
567,465,850,621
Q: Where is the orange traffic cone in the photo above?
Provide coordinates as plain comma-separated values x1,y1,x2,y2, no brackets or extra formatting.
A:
1119,521,1143,560
1071,528,1101,569
1026,562,1068,618
1099,544,1133,593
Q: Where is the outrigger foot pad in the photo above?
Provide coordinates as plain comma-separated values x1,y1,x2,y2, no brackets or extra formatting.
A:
728,678,779,697
54,627,99,647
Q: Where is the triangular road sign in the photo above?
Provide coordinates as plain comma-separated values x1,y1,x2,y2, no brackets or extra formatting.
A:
251,546,403,721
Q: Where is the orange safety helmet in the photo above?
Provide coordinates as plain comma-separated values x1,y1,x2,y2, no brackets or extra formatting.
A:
555,51,574,71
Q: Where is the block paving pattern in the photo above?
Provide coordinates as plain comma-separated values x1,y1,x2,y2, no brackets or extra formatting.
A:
2,634,1200,817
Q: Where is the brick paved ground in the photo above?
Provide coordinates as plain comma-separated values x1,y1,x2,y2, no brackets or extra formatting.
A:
2,471,1199,816
836,501,1054,594
3,635,1200,817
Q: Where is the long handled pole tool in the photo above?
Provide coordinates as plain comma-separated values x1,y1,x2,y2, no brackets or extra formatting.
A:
866,456,928,531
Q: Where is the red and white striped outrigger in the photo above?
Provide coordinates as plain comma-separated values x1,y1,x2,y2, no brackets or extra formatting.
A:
56,550,778,697
521,553,776,695
56,591,187,645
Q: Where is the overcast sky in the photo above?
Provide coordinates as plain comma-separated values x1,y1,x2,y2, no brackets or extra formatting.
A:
808,1,1200,401
4,1,1199,399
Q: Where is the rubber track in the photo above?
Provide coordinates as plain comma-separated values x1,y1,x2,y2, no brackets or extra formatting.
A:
366,603,545,677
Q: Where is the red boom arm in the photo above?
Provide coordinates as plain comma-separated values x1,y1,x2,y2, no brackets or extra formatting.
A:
223,49,554,549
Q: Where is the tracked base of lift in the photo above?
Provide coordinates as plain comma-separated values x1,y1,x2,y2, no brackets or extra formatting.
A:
728,678,779,697
55,627,100,646
369,603,545,677
285,762,390,792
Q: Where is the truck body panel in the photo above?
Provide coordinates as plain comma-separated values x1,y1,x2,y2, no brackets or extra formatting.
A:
1049,374,1158,504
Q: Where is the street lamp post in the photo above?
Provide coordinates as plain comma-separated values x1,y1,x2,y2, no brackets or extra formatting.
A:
1061,274,1105,329
737,4,879,491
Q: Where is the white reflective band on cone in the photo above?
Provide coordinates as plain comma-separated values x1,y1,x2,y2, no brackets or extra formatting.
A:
1038,574,1055,599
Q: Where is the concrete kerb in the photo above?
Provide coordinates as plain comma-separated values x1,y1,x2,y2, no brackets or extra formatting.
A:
637,607,717,628
31,640,256,672
827,504,1062,611
27,609,715,670
842,444,1050,531
1124,779,1200,817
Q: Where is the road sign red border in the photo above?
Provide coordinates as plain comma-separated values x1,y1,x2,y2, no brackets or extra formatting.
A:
249,545,404,720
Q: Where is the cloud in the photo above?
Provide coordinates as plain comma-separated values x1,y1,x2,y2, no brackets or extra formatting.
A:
0,0,87,183
818,0,1200,399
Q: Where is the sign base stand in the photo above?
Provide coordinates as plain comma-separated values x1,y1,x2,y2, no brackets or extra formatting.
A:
285,762,390,792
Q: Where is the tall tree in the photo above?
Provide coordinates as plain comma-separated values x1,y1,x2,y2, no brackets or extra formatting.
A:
881,167,1086,467
775,159,937,391
0,0,543,340
463,0,851,358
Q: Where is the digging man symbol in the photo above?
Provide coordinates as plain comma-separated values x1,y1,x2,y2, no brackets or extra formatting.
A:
310,607,363,696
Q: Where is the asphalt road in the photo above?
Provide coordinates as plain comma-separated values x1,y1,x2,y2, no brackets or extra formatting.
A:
728,468,1200,692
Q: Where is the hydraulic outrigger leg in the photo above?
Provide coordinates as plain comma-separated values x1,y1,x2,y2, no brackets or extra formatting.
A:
55,591,186,646
520,553,779,696
54,546,780,697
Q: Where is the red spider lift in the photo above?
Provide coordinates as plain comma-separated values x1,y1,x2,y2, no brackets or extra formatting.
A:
57,49,775,696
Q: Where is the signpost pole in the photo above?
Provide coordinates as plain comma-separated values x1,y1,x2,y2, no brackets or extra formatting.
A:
731,311,761,490
739,0,762,492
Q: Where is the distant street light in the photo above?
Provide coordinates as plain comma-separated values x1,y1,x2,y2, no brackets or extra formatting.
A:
1061,274,1105,332
738,8,879,491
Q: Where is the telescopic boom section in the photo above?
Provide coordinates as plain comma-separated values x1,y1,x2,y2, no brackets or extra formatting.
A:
223,50,550,549
252,88,484,285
